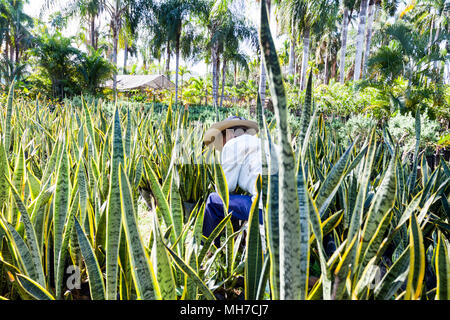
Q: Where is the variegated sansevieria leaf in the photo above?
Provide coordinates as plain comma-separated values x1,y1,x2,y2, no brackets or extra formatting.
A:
347,128,377,245
374,247,410,300
256,93,268,208
198,213,232,265
0,218,39,282
144,160,174,238
10,145,25,225
151,208,176,300
56,193,78,299
16,274,54,300
356,154,397,273
331,232,358,300
407,109,420,195
296,159,310,300
118,164,158,300
170,170,184,256
214,161,229,214
315,140,356,217
81,96,98,160
259,0,302,300
435,231,449,300
297,71,313,150
308,193,332,300
74,217,105,300
106,107,124,300
245,175,263,300
165,245,216,300
7,179,45,287
0,142,10,210
53,141,71,299
405,213,425,300
4,80,14,152
264,126,280,300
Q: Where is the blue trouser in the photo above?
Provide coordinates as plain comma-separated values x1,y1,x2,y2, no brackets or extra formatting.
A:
202,192,263,247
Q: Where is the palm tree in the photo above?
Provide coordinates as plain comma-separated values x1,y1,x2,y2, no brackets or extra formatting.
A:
145,0,208,107
76,48,115,95
278,0,323,90
42,0,103,52
339,0,356,83
353,0,370,81
178,65,191,103
0,0,33,74
220,41,250,107
362,0,377,78
275,0,297,79
207,0,257,111
258,0,271,107
30,30,80,99
311,0,340,84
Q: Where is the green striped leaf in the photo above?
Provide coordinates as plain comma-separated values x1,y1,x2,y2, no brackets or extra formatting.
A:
0,142,9,208
347,128,377,247
214,162,229,213
357,154,397,270
374,247,410,300
297,160,310,300
16,274,54,300
298,71,313,149
53,142,70,297
0,219,38,281
105,107,124,300
73,217,105,300
10,146,25,225
435,231,449,300
119,164,158,300
245,175,264,300
4,81,14,151
151,211,176,300
166,245,216,300
144,160,174,235
259,0,301,300
405,213,425,300
315,140,356,217
7,180,45,287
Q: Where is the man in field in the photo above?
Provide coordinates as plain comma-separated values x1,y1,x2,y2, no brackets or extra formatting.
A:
202,116,270,247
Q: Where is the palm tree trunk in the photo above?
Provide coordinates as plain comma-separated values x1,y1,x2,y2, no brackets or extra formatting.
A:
362,3,375,78
112,24,119,99
258,0,271,106
288,35,295,77
220,58,227,108
90,15,96,51
353,0,369,81
175,34,181,106
123,40,128,75
166,40,171,80
339,7,349,84
300,27,310,91
324,40,329,85
211,42,220,108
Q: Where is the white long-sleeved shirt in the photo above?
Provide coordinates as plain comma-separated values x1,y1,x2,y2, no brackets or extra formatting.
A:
221,134,278,209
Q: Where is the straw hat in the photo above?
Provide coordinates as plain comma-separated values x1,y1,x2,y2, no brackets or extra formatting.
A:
203,116,259,151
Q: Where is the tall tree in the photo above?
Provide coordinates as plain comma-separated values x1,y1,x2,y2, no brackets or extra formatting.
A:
339,0,356,83
207,0,257,111
152,0,208,106
258,0,270,107
278,0,324,90
353,0,369,81
103,0,138,96
42,0,103,52
0,0,33,71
